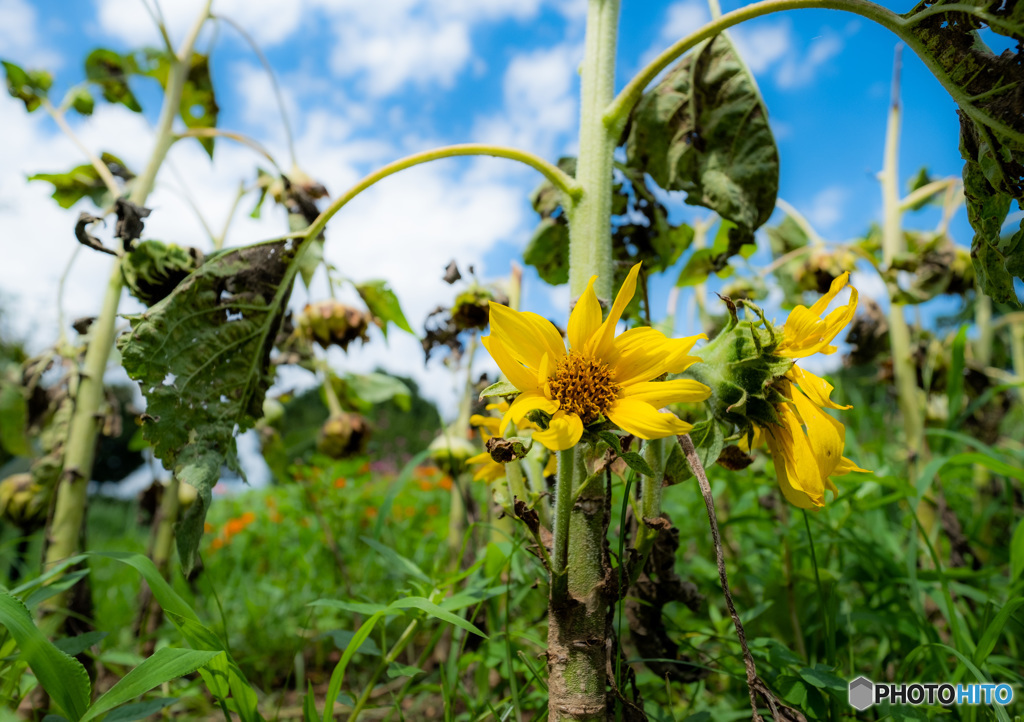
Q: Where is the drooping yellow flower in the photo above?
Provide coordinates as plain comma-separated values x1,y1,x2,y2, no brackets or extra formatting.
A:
481,263,710,451
760,272,869,508
467,407,508,483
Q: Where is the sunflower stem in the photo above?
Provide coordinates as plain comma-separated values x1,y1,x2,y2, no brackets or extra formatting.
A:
635,438,666,556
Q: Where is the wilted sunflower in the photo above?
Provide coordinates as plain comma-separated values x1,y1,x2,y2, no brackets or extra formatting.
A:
467,402,559,483
762,273,870,508
467,408,507,483
481,263,710,451
722,272,869,509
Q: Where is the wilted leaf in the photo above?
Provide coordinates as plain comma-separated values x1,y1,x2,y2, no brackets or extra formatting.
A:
2,60,52,112
901,0,1024,304
117,237,310,573
121,240,204,306
626,34,779,257
85,48,141,112
355,280,414,338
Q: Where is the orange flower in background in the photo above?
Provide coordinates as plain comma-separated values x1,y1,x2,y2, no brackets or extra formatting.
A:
426,504,440,516
482,263,710,451
437,475,453,491
334,477,348,489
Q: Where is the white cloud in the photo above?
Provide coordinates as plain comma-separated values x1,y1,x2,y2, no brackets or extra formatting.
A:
731,20,793,75
328,18,472,96
775,30,844,89
95,0,305,48
0,0,60,68
642,1,847,90
803,185,848,230
474,43,580,160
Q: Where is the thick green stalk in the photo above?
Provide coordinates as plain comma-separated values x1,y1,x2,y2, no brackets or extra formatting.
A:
566,0,620,303
43,2,212,601
635,438,666,556
547,4,620,719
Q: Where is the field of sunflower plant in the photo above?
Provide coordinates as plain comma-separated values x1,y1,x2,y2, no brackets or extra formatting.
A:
1,0,1023,720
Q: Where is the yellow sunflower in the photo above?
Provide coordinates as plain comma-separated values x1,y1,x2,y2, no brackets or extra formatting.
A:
481,263,710,452
760,272,870,508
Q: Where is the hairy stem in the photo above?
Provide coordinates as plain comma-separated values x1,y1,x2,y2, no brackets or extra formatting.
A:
306,144,580,243
566,0,620,303
42,1,213,608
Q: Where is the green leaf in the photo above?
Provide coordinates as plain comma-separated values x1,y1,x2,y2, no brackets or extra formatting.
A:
973,597,1024,666
64,87,95,116
81,648,222,722
359,536,430,583
142,50,219,156
84,48,141,112
523,217,569,286
797,664,847,692
179,54,218,157
626,34,778,258
102,697,178,722
688,419,724,472
52,631,107,658
320,629,383,656
620,451,654,477
322,612,385,722
662,440,691,485
0,380,30,456
386,662,425,679
303,682,318,722
345,373,410,411
90,552,199,622
2,60,52,112
389,597,488,638
117,238,309,574
0,592,90,721
479,380,520,399
355,280,414,338
1012,518,1024,582
28,152,129,209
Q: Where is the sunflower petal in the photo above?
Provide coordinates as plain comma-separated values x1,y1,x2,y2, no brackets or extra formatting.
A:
610,329,705,386
789,385,845,479
765,429,823,509
786,365,850,410
500,391,559,435
568,275,602,351
775,272,858,359
607,397,693,440
833,456,871,475
488,303,565,370
481,335,539,392
533,412,584,451
589,263,642,357
620,379,710,408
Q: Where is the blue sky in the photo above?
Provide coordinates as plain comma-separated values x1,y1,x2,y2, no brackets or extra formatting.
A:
0,0,981,423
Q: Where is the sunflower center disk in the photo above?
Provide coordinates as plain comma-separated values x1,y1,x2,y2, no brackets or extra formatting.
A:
549,351,619,424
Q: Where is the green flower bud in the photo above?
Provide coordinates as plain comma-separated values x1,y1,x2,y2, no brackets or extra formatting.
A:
683,300,793,434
